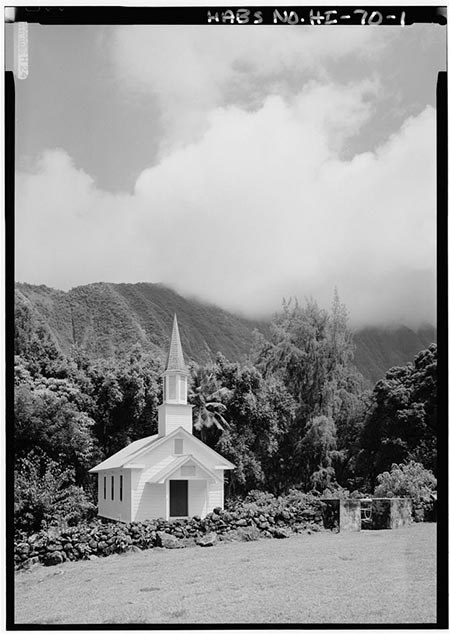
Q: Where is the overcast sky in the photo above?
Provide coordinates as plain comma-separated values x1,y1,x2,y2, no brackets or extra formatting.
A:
10,22,445,327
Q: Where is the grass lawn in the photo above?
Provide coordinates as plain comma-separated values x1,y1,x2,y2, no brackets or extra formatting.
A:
14,523,436,625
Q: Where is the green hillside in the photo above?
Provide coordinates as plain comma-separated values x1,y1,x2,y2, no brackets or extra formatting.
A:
15,282,436,383
353,324,437,384
14,282,268,366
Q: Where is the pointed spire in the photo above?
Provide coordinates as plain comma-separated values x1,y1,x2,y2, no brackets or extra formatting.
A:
166,314,186,371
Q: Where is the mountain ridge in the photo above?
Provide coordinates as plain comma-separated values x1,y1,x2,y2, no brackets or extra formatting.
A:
15,282,436,383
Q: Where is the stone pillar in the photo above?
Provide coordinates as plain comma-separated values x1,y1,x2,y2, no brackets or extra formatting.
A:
339,499,361,531
389,498,412,528
321,498,361,531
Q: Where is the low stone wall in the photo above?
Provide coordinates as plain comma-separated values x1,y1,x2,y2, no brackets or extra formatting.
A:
15,498,325,569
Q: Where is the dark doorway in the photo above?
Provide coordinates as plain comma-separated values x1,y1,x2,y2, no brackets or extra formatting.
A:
170,480,188,517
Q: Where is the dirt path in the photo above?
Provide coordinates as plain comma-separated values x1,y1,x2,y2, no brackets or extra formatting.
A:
14,523,436,625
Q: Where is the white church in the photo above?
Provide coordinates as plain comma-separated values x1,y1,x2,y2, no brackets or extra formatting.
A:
89,315,235,522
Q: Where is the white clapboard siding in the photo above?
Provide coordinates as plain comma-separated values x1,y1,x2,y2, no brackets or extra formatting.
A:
131,456,173,518
127,431,229,474
158,404,193,435
132,440,174,470
205,478,224,514
97,469,132,523
174,434,228,471
169,463,214,481
188,480,207,517
162,413,191,434
133,483,166,522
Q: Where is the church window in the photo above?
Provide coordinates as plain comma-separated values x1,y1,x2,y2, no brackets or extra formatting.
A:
174,439,183,455
111,476,114,501
120,475,123,501
168,375,176,400
103,477,106,500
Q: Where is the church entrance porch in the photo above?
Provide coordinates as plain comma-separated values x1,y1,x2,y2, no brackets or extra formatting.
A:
165,478,209,519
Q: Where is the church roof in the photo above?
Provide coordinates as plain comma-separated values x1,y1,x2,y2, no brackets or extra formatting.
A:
89,426,235,473
88,434,158,472
166,313,186,371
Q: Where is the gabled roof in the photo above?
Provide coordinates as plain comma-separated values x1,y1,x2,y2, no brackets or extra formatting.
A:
88,434,158,472
89,427,235,473
147,455,220,484
166,314,186,371
124,426,235,470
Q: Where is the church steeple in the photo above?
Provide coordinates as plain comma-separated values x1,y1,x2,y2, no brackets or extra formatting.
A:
158,315,193,436
166,314,186,372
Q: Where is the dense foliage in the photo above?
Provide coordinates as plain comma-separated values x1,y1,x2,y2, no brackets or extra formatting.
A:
16,281,436,383
13,291,438,534
357,344,437,488
14,452,96,533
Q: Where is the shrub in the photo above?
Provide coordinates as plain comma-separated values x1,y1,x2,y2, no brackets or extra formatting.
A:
321,485,366,499
243,490,277,506
14,452,96,534
321,484,350,499
374,460,436,520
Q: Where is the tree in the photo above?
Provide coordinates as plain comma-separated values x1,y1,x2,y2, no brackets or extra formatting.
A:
213,355,296,495
14,298,70,378
14,383,98,485
188,364,230,443
86,348,162,456
297,415,339,492
358,344,437,488
255,294,365,491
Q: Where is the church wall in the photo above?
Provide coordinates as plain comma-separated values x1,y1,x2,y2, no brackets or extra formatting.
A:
133,482,166,522
169,464,212,481
130,458,171,517
205,477,224,514
158,404,193,435
188,480,208,517
136,440,175,470
129,431,222,473
97,468,132,523
178,434,227,471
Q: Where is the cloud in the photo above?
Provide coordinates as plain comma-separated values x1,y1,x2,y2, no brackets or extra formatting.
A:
15,82,436,328
110,25,390,151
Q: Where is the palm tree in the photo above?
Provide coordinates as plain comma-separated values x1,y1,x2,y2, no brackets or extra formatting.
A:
188,365,230,443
